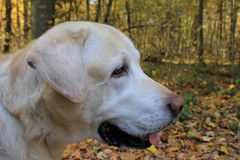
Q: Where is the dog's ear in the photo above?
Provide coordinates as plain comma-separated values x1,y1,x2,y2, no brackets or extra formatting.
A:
26,30,89,103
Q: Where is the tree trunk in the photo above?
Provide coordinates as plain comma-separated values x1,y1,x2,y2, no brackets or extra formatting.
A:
166,0,173,87
74,0,80,20
23,0,29,40
228,0,237,62
228,0,237,82
218,0,223,44
16,0,21,33
125,0,132,39
66,0,73,21
198,0,204,66
16,0,21,47
86,0,90,20
0,1,3,28
111,0,116,24
104,0,113,24
216,0,223,65
31,0,56,39
3,0,12,53
95,0,101,22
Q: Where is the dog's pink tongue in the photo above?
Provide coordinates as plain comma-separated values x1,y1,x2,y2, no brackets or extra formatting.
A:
149,133,158,145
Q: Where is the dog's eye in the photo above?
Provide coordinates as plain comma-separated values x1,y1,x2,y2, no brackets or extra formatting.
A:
112,65,128,78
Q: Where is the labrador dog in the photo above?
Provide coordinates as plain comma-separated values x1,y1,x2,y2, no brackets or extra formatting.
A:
0,22,183,160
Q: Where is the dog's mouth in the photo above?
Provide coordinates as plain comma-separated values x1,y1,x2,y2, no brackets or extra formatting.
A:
98,121,159,149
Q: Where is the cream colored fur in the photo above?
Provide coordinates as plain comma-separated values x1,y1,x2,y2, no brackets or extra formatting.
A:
0,22,178,160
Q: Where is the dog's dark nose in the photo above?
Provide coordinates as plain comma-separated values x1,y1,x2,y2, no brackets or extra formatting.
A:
168,95,184,116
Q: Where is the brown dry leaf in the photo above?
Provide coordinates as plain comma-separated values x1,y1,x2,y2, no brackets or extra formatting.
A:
78,141,88,149
188,130,203,141
97,151,108,160
205,131,215,137
218,137,226,142
159,130,169,142
168,146,180,152
229,84,235,89
213,111,221,119
200,136,213,142
120,152,138,160
184,140,198,152
197,144,209,153
104,148,119,160
72,149,81,159
177,152,185,159
143,155,151,160
68,144,80,151
175,120,182,127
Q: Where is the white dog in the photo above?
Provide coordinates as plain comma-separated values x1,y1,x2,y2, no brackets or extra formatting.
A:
0,22,183,160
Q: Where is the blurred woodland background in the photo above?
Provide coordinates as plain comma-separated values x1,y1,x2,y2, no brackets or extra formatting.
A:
1,0,240,68
0,0,240,159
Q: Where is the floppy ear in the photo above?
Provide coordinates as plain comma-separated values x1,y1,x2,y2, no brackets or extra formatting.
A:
26,31,88,103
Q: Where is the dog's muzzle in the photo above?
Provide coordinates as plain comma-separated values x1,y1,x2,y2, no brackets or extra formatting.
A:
97,96,184,149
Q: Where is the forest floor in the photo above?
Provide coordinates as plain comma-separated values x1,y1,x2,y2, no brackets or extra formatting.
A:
62,63,240,160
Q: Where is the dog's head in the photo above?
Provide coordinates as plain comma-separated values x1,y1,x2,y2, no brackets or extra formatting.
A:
26,22,183,149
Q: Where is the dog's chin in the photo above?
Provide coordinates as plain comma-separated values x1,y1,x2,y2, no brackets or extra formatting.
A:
98,121,152,149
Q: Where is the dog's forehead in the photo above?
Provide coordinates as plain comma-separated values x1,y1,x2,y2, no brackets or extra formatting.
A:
86,24,140,60
45,22,140,61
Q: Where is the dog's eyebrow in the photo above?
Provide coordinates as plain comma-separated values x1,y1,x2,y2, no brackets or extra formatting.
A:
112,52,126,69
133,50,141,62
124,48,140,63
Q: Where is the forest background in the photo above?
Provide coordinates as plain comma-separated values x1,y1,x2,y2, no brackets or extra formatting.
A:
0,0,239,159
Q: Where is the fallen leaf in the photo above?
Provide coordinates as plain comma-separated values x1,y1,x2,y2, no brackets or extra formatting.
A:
72,149,81,158
220,146,229,155
104,149,119,160
197,144,209,153
175,120,182,127
229,84,235,89
120,152,138,160
152,70,157,77
62,149,72,159
207,142,214,147
201,136,212,142
147,145,159,155
168,146,180,152
206,121,216,128
97,151,108,159
86,138,94,143
205,131,215,137
219,137,226,142
208,104,216,109
187,128,197,138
